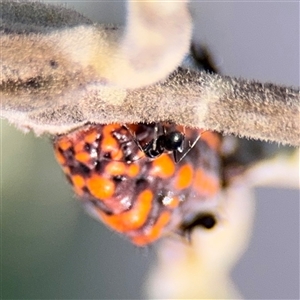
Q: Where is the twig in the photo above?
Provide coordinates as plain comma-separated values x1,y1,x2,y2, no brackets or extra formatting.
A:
1,1,299,146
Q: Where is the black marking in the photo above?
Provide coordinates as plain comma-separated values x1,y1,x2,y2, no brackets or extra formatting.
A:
25,76,43,89
103,153,112,160
84,143,91,152
179,212,217,242
58,146,65,155
135,178,148,190
49,60,59,69
63,147,75,161
75,163,91,176
195,214,216,229
190,44,218,74
82,186,90,194
113,175,126,182
89,199,113,215
113,128,140,162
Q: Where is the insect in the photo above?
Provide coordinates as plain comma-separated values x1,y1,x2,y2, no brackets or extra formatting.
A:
53,123,222,246
125,123,202,163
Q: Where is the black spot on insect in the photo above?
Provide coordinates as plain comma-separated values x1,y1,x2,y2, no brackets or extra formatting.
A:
84,143,91,152
76,163,91,176
103,153,111,160
113,175,125,182
135,178,148,192
95,161,104,173
61,146,75,162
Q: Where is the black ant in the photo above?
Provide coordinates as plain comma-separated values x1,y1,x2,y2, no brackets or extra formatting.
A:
125,123,201,163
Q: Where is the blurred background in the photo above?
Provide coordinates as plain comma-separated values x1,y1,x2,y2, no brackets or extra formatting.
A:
2,1,299,299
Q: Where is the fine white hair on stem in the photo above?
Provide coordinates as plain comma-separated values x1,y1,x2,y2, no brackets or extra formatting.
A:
1,1,299,146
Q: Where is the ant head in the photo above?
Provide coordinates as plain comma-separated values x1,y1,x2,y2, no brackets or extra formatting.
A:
164,131,184,152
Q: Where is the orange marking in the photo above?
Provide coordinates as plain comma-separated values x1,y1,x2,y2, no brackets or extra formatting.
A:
54,149,66,165
57,137,72,151
150,154,175,178
72,174,85,188
103,124,121,135
105,161,126,176
201,132,221,151
102,124,119,155
71,175,85,196
75,151,91,164
102,136,118,151
132,211,171,246
84,128,100,144
74,140,85,153
175,164,194,190
99,189,153,232
111,149,123,161
127,164,140,177
87,175,115,199
125,124,138,132
193,168,220,197
101,135,123,160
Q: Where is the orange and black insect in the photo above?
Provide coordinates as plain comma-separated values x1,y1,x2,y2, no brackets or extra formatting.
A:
53,123,222,246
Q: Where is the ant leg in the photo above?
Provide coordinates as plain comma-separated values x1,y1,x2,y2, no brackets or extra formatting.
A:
175,130,201,163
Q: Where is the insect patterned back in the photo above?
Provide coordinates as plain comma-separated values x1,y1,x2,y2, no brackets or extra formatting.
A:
54,123,223,245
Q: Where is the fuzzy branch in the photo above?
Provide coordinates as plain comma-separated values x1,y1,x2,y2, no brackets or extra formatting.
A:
1,1,299,146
